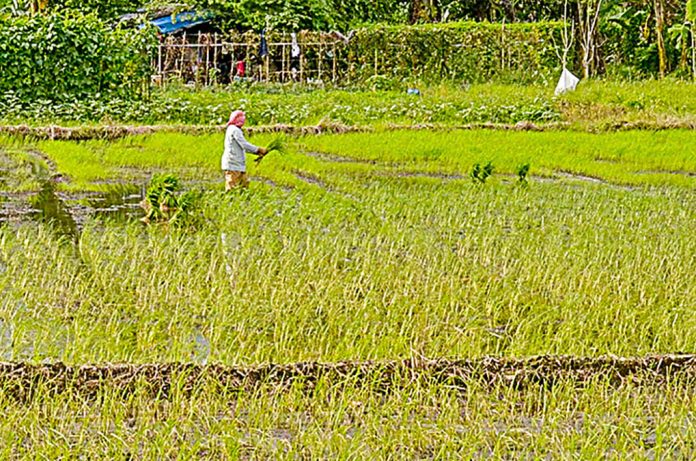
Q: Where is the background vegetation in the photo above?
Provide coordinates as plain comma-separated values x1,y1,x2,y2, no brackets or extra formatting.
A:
0,12,154,102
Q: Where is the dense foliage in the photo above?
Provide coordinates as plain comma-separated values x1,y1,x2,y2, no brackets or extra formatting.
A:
194,0,408,31
0,12,154,102
48,0,142,18
347,22,564,84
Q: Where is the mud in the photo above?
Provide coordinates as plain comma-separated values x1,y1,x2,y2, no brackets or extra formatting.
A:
392,171,467,180
293,170,330,190
0,181,144,241
636,169,696,178
556,171,606,184
303,151,378,165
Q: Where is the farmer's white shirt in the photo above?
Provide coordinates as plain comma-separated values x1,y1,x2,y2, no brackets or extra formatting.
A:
221,125,259,172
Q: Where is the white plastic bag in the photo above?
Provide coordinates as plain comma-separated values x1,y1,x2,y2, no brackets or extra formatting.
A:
555,68,580,95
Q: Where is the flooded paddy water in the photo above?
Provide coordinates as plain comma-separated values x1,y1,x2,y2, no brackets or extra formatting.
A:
0,147,146,241
0,180,145,241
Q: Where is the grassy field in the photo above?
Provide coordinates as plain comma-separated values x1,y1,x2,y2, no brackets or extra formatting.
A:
1,128,695,457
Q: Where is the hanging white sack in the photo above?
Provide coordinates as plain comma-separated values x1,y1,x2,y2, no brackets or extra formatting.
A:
555,67,580,95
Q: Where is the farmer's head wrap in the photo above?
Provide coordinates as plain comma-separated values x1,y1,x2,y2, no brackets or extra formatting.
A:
228,110,246,127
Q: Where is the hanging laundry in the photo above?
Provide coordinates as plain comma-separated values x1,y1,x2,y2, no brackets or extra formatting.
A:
291,32,301,58
259,30,269,58
290,31,301,81
235,60,245,78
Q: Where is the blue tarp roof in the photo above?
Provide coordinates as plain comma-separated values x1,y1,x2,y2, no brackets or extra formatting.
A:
149,11,213,34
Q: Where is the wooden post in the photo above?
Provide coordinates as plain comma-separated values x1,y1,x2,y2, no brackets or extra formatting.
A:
374,49,378,76
332,43,337,82
280,33,285,82
197,32,202,86
318,43,323,81
205,35,210,86
246,33,251,80
501,19,505,72
157,43,163,86
213,33,218,85
180,32,187,82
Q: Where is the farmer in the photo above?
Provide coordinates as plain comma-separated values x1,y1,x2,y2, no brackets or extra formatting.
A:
221,110,267,190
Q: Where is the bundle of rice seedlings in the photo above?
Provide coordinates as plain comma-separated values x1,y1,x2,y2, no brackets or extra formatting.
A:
255,135,288,165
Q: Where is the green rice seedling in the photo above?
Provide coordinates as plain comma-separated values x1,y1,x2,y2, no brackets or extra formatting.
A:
142,173,200,227
471,161,494,184
256,135,288,165
517,163,531,187
2,127,696,457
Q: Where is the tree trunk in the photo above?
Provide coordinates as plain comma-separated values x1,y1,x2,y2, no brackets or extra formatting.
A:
578,0,602,79
409,0,441,24
692,25,696,80
654,0,667,78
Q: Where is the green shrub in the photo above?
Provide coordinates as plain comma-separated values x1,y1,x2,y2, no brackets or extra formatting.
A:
0,12,155,103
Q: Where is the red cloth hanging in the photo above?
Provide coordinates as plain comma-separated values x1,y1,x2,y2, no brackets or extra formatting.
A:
235,60,245,77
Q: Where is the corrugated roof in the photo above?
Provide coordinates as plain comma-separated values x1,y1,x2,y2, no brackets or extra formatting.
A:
149,11,213,34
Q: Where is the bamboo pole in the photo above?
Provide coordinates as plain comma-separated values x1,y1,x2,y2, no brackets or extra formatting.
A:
374,49,378,76
179,32,186,82
281,39,287,83
157,44,163,86
318,44,323,81
205,35,210,86
246,34,251,80
213,33,218,85
332,43,337,82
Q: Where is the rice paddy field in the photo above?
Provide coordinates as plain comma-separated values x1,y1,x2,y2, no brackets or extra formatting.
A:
1,128,695,458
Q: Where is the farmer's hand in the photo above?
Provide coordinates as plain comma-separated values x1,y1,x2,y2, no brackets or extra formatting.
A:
257,147,268,156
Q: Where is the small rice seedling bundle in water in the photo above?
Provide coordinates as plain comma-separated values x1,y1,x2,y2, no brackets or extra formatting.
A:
141,173,199,226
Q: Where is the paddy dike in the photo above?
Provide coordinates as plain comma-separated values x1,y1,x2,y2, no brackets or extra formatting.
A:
0,355,694,399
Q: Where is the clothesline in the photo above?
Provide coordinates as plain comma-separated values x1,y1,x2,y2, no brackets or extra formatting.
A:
159,43,336,48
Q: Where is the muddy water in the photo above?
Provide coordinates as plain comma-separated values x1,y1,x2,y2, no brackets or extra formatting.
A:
1,181,146,241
